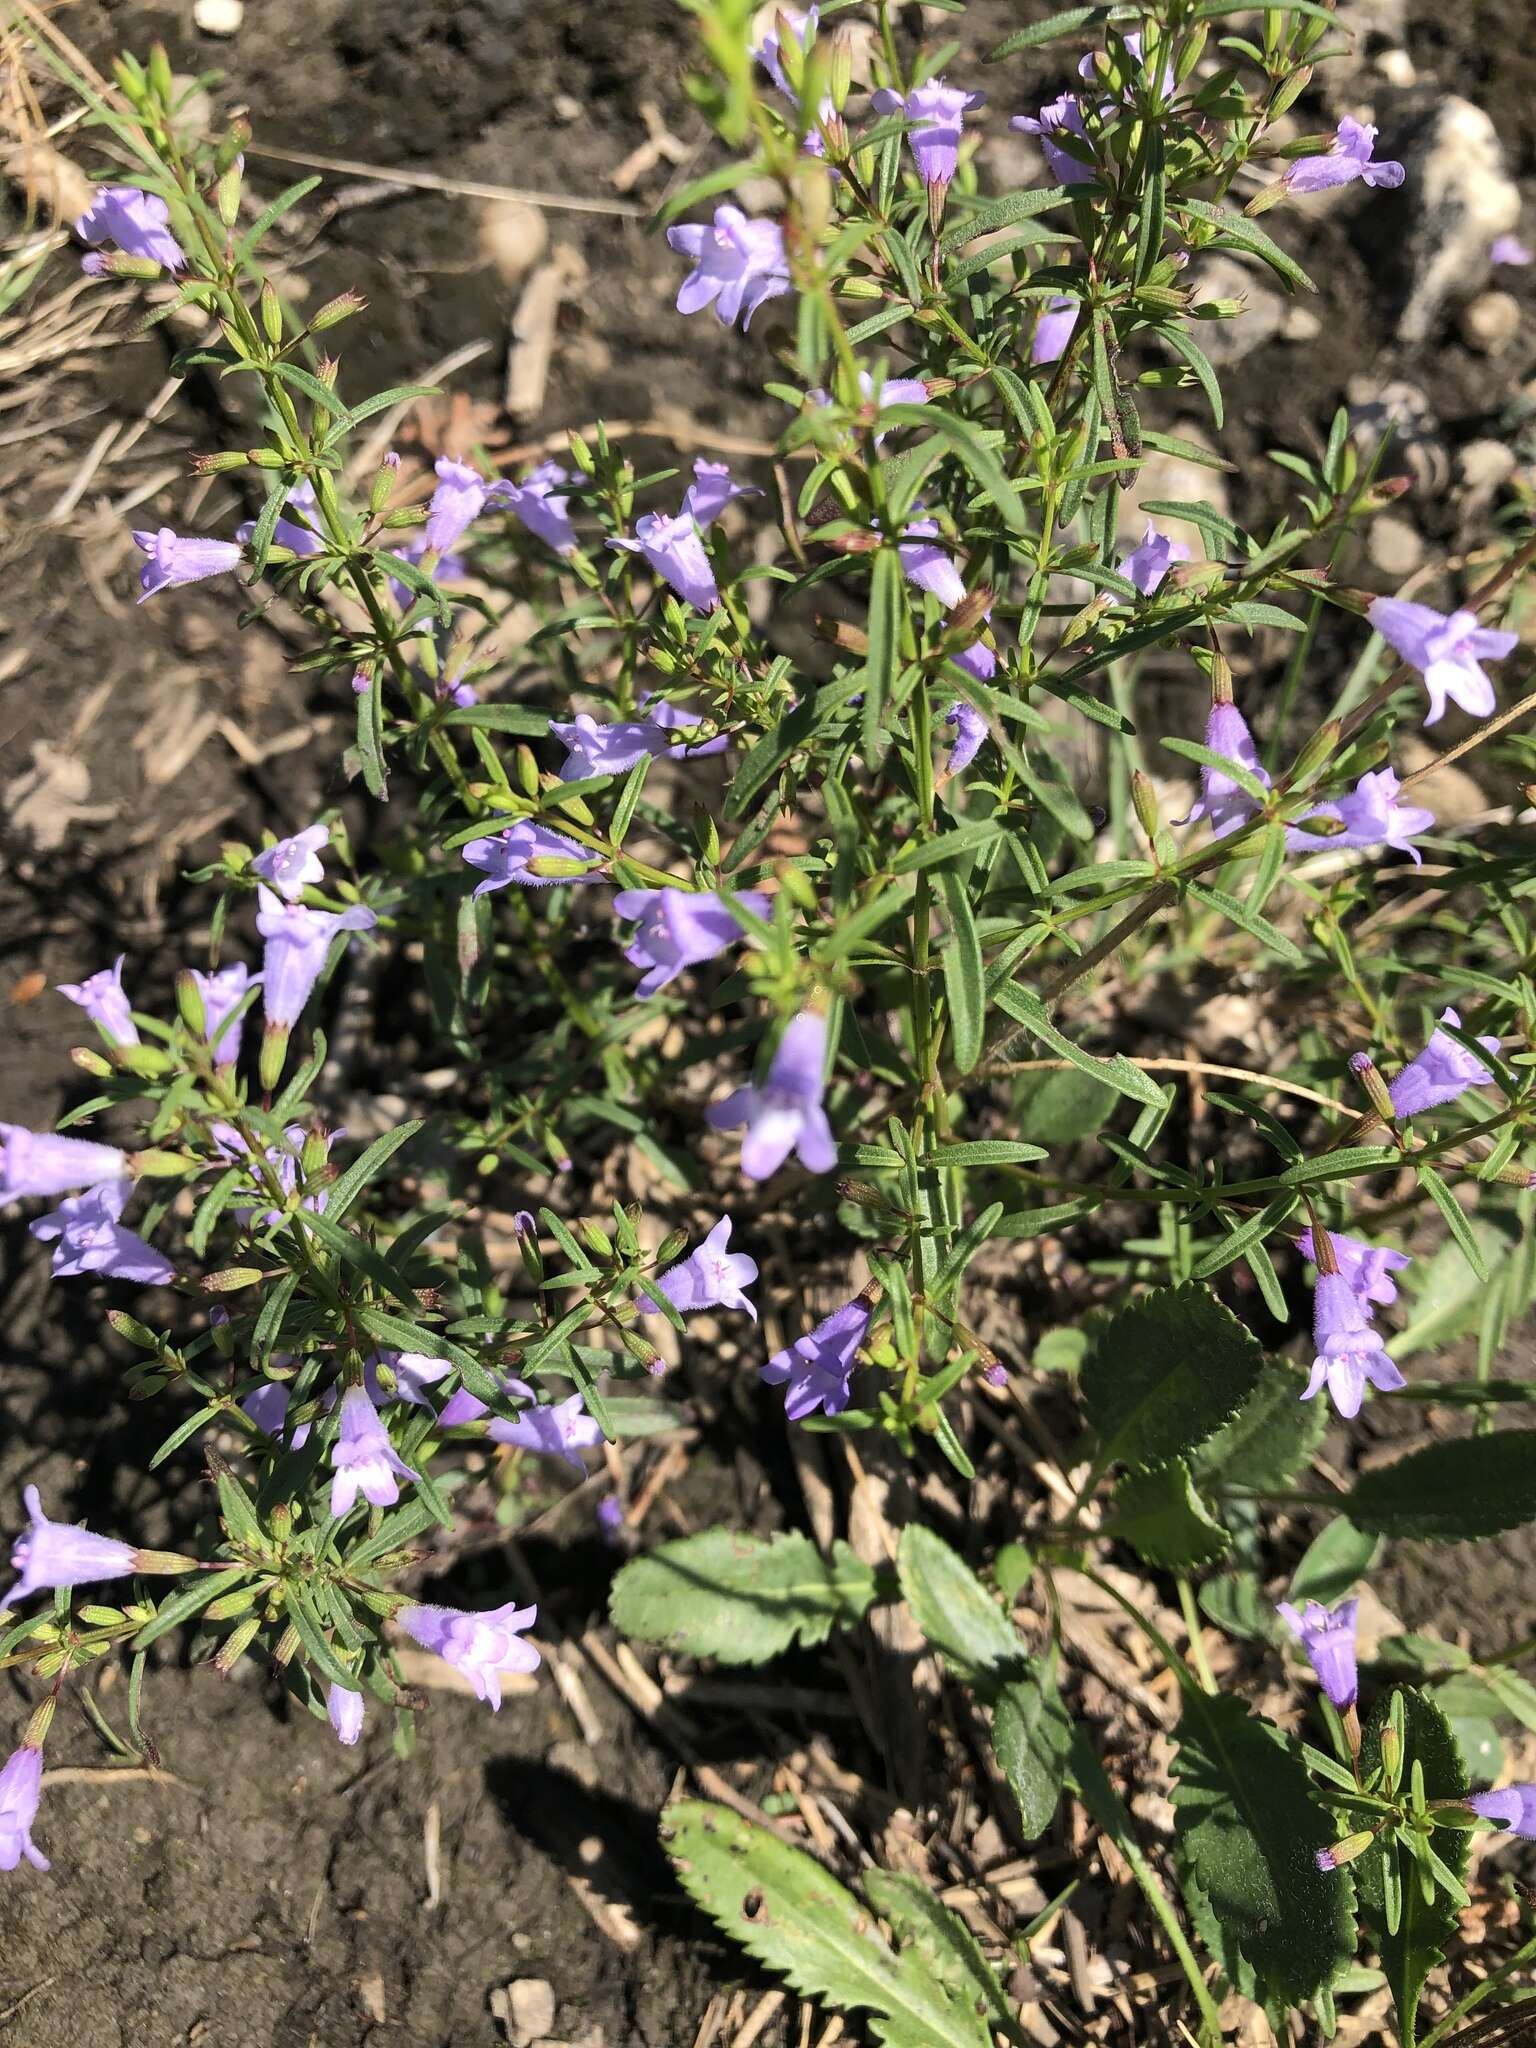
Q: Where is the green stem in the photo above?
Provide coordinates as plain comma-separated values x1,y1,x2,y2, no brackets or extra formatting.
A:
1177,1578,1218,1695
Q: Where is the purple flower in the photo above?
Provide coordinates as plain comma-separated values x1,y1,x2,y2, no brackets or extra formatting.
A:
612,887,769,997
1284,767,1435,864
1468,1786,1536,1836
132,528,243,602
1031,295,1078,366
1387,1007,1501,1118
57,956,137,1046
423,457,509,555
251,823,330,902
807,372,930,446
1367,597,1517,726
951,640,996,684
642,1216,759,1320
367,1350,453,1409
255,887,376,1031
488,1378,602,1471
683,459,761,530
398,1599,540,1709
898,517,967,609
29,1180,175,1286
75,184,183,272
609,511,719,612
1180,701,1271,839
0,1747,47,1873
597,1495,625,1540
329,1386,419,1518
666,205,791,330
636,696,730,759
385,534,467,606
708,1008,837,1181
4,1484,136,1608
761,1298,869,1421
1120,519,1191,598
192,962,253,1064
870,79,986,191
236,480,323,558
1284,118,1404,194
1302,1272,1406,1419
1277,1596,1360,1709
1296,1229,1410,1310
461,822,603,895
241,1380,311,1449
550,713,674,782
0,1126,128,1206
1011,94,1094,185
1491,235,1534,267
500,461,578,556
754,4,818,98
944,702,988,773
327,1685,365,1746
211,1120,341,1227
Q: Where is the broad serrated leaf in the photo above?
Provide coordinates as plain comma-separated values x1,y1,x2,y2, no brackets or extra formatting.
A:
896,1524,1020,1681
992,1662,1072,1839
1355,1688,1468,2042
1171,1691,1354,2004
1082,1283,1265,1470
1347,1432,1536,1542
1106,1459,1231,1569
1192,1358,1325,1493
608,1529,876,1664
859,1870,1015,2037
664,1802,993,2048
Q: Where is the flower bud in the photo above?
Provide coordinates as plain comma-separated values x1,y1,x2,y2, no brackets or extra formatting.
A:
147,42,175,109
1379,1721,1402,1790
1138,285,1189,314
209,1306,236,1357
569,430,596,477
944,585,995,642
368,459,400,517
108,1308,159,1347
1174,21,1208,82
1131,771,1161,843
272,1622,301,1667
1268,64,1313,119
311,288,367,332
260,1023,289,1093
194,449,253,475
653,1229,690,1268
836,275,884,300
1290,719,1341,784
1348,1051,1398,1124
382,507,427,529
215,117,252,176
1317,1831,1376,1871
826,27,853,108
200,1267,265,1292
515,744,541,797
580,1218,615,1260
212,1613,262,1675
300,1127,333,1178
216,155,242,228
1488,1162,1536,1188
175,969,207,1038
205,1585,259,1622
259,281,283,346
1193,297,1245,322
71,1045,113,1078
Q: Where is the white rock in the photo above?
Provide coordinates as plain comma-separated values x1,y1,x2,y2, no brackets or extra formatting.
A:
1281,304,1322,343
1399,98,1520,344
1346,377,1449,493
1376,48,1416,88
506,1978,556,2047
1457,437,1516,495
1459,289,1521,357
192,0,243,35
477,200,549,286
1367,511,1424,579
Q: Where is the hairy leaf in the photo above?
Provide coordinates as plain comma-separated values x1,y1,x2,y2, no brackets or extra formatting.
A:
896,1524,1020,1680
1106,1459,1231,1569
609,1529,877,1664
992,1663,1072,1839
1192,1359,1325,1493
1348,1432,1536,1542
1082,1283,1265,1469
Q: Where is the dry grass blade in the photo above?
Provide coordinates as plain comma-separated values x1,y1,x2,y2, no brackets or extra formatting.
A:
246,143,647,219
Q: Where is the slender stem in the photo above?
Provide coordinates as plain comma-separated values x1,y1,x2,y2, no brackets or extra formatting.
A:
1177,1578,1217,1695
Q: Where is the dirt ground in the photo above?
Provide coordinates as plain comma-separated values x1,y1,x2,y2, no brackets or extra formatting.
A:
3,0,1536,2041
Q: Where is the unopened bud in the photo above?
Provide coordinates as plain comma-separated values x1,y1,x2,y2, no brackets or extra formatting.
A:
837,274,884,300
568,430,595,476
1174,21,1208,82
201,1267,264,1292
270,1503,293,1543
205,1585,258,1621
825,26,853,108
147,43,175,107
1348,1051,1397,1123
212,1613,262,1675
1061,592,1113,647
215,117,251,176
382,506,426,529
216,155,242,228
209,1307,237,1355
367,460,399,518
580,1218,615,1260
311,288,367,332
1193,297,1245,322
1268,64,1313,119
108,1308,159,1348
259,281,283,346
315,356,339,390
260,1022,290,1093
1138,285,1189,315
944,585,995,642
1489,1162,1536,1188
1379,1721,1402,1786
515,743,541,797
194,449,252,475
174,969,207,1037
271,1623,301,1668
1290,719,1341,784
1286,811,1348,842
1131,771,1161,843
653,1228,690,1268
1362,474,1414,508
300,1127,332,1178
1317,1830,1376,1872
71,1045,113,1078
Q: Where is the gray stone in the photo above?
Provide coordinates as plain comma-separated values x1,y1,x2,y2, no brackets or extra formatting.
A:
1399,98,1521,344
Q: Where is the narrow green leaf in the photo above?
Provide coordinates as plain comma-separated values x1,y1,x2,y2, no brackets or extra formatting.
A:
938,870,984,1075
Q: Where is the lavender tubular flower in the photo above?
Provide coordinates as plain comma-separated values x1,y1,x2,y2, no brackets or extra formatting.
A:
1119,519,1191,598
708,1009,837,1181
666,205,791,330
191,962,254,1064
57,956,138,1046
754,4,818,99
0,1126,128,1206
327,1686,365,1746
487,1379,602,1471
75,183,183,272
240,1380,311,1449
1011,94,1095,186
1180,701,1271,839
641,1216,759,1320
256,888,376,1031
612,888,769,996
761,1298,870,1420
898,517,967,609
29,1181,175,1286
132,528,243,601
1468,1785,1536,1836
1367,596,1517,725
608,511,719,612
1387,1007,1501,1117
1031,295,1078,366
1284,118,1404,194
329,1386,419,1518
551,713,673,782
251,823,330,901
1295,1229,1410,1309
4,1485,137,1607
943,702,988,774
461,822,603,895
398,1599,540,1709
0,1747,48,1873
236,480,323,558
870,79,985,191
367,1350,453,1409
1285,767,1435,864
423,457,501,554
500,461,578,555
682,459,762,530
1277,1597,1360,1708
1302,1272,1406,1419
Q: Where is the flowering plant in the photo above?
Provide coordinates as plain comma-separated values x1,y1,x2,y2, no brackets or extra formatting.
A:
8,3,1536,2040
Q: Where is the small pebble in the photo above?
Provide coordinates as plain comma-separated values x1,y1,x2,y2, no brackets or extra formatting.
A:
1460,290,1521,356
1367,512,1424,580
193,0,244,34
